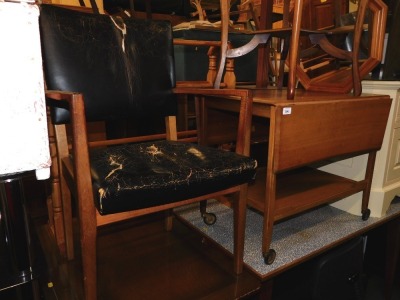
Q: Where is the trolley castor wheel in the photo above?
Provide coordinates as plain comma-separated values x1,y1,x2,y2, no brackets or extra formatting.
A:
362,209,371,221
202,212,217,225
263,249,276,265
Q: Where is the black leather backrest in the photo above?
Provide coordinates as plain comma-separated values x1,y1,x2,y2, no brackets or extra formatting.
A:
40,5,177,124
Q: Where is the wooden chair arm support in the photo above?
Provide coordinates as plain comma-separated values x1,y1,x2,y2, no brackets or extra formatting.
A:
45,90,82,103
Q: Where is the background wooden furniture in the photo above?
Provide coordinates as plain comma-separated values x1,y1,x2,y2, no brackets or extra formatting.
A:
302,0,349,30
296,0,387,96
216,0,304,98
271,0,349,30
215,0,386,98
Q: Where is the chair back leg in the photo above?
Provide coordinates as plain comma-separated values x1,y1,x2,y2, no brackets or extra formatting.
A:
214,0,229,89
287,0,303,99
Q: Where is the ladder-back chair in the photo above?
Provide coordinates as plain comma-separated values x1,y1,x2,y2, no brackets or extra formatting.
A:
215,0,387,97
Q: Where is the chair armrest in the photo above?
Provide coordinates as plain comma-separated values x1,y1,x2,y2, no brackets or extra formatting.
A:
45,90,81,102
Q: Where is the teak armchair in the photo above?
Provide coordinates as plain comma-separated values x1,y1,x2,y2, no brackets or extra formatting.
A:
39,4,257,299
43,3,240,258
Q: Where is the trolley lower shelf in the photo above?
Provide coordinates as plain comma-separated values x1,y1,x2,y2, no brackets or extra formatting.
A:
248,167,367,222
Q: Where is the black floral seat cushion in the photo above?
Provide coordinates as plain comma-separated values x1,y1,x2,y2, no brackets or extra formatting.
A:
90,140,257,215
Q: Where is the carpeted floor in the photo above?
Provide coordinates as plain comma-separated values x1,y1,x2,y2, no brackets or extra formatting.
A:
176,198,400,277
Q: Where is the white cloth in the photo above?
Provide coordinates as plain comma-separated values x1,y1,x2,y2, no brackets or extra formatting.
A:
0,2,51,179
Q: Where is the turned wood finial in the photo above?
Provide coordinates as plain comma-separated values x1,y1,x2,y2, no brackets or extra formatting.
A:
224,43,236,89
207,46,218,85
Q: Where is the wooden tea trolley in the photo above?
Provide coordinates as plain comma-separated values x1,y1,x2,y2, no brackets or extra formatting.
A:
201,88,392,264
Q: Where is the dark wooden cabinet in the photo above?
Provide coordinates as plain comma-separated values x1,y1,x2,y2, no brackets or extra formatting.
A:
382,0,400,80
302,0,348,30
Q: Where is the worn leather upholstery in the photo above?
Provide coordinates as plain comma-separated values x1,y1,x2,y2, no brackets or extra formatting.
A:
40,4,176,124
40,5,257,215
91,140,256,214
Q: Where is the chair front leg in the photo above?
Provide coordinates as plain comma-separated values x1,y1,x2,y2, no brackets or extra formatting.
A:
233,184,248,274
67,92,99,300
80,216,98,300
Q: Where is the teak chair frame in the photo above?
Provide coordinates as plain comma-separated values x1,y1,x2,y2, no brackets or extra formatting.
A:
45,86,254,300
45,3,239,261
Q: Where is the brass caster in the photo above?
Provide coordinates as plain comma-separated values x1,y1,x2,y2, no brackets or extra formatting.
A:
202,212,217,225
